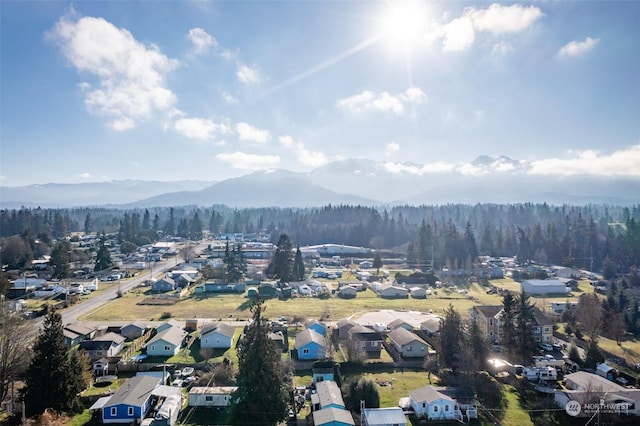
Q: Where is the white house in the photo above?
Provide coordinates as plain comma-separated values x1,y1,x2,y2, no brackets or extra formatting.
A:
146,327,186,357
409,385,461,421
200,322,235,349
188,386,237,408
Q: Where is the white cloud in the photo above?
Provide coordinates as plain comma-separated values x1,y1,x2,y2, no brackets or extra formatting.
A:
337,87,426,115
222,92,239,104
174,117,232,141
384,142,400,157
216,151,280,169
400,87,427,104
279,135,328,167
236,63,260,84
187,27,217,53
383,162,454,175
236,122,271,143
558,37,599,57
79,172,92,179
529,145,640,177
442,16,475,52
48,16,179,130
467,4,544,34
437,4,542,52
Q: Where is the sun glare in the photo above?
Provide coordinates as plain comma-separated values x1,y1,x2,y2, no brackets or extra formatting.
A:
380,0,430,49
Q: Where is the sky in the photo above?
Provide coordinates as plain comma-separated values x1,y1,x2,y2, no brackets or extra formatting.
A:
1,0,639,187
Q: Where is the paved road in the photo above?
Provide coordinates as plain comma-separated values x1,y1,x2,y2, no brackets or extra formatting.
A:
26,257,180,338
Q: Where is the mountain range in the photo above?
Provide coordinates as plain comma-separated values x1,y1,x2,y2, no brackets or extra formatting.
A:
1,157,638,208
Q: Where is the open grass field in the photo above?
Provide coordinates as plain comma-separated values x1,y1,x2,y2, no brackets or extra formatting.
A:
81,285,480,323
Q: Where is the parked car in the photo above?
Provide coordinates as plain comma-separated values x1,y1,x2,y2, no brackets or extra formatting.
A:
539,343,553,352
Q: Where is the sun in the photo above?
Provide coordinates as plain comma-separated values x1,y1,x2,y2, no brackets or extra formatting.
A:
379,0,430,50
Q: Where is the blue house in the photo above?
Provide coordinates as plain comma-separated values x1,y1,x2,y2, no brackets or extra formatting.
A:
305,319,327,337
102,375,160,423
311,381,345,411
313,407,355,426
295,329,326,360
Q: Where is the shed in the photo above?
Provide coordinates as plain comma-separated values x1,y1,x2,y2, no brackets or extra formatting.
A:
521,279,569,295
378,285,408,299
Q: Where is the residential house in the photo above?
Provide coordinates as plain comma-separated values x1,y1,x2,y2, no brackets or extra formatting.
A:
295,329,327,360
188,386,238,408
311,380,345,411
155,319,183,334
388,328,429,358
419,315,441,337
152,277,176,293
337,285,357,299
120,322,147,340
409,287,428,299
468,305,503,344
80,332,126,360
269,331,286,353
555,372,640,417
388,319,414,332
552,266,582,279
408,386,461,422
313,407,355,426
347,325,383,358
101,375,161,423
174,273,195,288
532,309,553,344
334,319,357,339
257,283,278,299
378,285,408,299
146,327,186,357
362,407,407,426
305,319,327,337
200,322,235,349
63,322,97,347
93,358,110,377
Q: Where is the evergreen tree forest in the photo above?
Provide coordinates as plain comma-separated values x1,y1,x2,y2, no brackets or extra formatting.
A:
1,203,639,275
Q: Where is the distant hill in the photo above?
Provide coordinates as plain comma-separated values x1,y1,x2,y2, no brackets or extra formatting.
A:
1,156,638,208
129,170,379,208
0,180,213,208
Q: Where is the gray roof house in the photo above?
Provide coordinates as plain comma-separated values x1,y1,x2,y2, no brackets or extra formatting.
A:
388,328,429,358
200,322,236,349
80,332,126,360
146,327,186,357
120,322,147,340
152,277,176,293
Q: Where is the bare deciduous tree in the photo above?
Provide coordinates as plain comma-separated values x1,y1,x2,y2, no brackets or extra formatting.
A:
0,304,31,404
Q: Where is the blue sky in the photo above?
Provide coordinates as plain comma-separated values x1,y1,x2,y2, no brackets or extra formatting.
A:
1,1,638,186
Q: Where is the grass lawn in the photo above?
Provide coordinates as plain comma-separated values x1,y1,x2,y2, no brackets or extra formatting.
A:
499,385,534,426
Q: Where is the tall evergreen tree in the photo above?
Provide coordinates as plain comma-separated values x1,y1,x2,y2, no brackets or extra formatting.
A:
270,233,294,283
467,316,489,371
94,232,113,272
50,239,72,279
292,246,305,281
142,209,151,231
83,212,93,234
513,290,537,364
438,304,463,373
500,292,517,359
229,299,289,425
23,311,80,416
373,253,383,276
